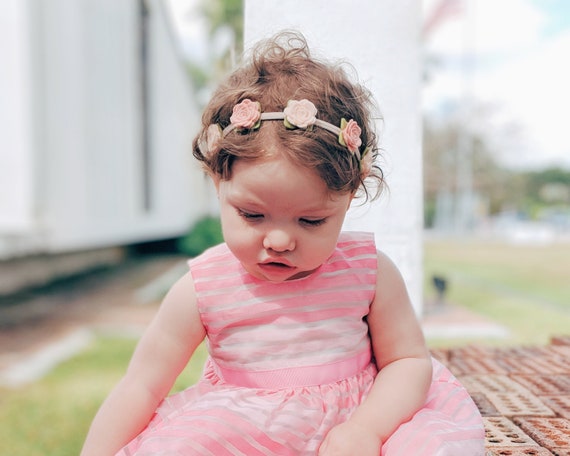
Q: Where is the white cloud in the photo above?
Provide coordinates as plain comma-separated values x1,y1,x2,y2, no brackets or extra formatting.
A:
424,0,546,56
471,0,546,53
423,0,570,169
475,31,570,168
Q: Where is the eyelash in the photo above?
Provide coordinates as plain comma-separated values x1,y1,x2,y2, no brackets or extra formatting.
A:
237,209,326,227
237,209,263,221
300,218,326,227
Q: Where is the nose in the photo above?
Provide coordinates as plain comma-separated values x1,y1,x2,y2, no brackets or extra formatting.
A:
263,229,295,253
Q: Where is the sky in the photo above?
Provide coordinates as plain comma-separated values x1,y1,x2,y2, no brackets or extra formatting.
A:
167,0,570,170
167,0,210,64
423,0,570,170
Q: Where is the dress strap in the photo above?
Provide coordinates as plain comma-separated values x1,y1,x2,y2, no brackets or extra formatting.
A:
211,350,372,389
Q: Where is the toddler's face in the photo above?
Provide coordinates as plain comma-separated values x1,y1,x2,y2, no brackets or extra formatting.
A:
215,154,352,282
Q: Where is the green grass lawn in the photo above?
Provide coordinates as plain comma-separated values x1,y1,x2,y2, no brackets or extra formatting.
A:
2,237,570,454
424,237,570,346
0,337,208,456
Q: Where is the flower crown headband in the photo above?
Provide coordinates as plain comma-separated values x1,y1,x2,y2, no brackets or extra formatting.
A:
200,98,373,175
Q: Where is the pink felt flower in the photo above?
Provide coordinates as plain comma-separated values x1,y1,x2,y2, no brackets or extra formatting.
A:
230,99,261,129
283,99,318,129
340,119,362,155
206,124,222,156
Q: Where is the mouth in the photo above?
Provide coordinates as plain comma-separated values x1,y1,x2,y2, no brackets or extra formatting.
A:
257,260,314,282
260,261,294,269
258,259,297,277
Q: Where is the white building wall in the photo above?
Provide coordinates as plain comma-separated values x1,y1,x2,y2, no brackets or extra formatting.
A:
37,0,204,251
0,0,207,259
245,0,424,313
0,0,35,231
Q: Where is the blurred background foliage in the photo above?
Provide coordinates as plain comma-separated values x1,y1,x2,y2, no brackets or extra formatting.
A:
184,0,243,107
177,215,223,257
424,116,570,229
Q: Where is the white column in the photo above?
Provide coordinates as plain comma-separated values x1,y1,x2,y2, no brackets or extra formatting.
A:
245,0,424,314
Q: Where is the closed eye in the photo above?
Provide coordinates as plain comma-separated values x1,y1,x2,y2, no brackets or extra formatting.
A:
300,218,326,227
237,208,264,221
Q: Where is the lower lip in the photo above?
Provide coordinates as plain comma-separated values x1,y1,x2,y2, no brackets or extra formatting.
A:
258,262,296,280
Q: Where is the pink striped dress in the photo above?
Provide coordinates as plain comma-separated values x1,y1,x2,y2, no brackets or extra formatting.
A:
118,232,484,455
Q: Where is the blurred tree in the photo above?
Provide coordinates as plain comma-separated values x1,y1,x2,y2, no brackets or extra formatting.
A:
200,0,243,52
420,0,566,230
423,117,509,227
181,0,243,107
424,113,570,228
514,168,570,219
527,168,570,202
199,0,243,72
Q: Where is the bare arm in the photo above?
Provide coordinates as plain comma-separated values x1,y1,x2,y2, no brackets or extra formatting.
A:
81,271,206,456
351,251,432,439
319,251,432,455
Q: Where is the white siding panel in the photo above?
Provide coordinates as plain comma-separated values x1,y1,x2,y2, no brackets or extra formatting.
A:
0,0,35,231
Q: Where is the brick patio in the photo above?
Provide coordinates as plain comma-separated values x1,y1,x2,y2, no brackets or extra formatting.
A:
431,336,570,455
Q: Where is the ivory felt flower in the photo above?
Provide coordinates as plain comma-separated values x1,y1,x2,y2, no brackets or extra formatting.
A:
339,118,363,155
205,124,222,156
283,99,318,129
360,147,373,177
230,99,262,130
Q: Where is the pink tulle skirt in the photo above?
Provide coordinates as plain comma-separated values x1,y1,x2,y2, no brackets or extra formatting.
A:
117,358,484,455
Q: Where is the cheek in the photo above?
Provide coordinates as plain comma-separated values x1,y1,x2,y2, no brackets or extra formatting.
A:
315,239,337,261
225,233,258,268
220,214,240,246
309,225,344,260
299,233,335,263
221,217,256,258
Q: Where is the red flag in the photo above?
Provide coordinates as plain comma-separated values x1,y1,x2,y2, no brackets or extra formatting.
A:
423,0,465,37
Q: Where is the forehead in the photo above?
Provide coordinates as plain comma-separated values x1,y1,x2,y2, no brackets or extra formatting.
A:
220,156,349,211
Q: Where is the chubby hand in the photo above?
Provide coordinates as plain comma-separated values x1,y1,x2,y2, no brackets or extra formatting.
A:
318,420,381,456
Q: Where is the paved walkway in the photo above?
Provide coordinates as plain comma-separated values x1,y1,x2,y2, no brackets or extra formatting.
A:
422,303,510,340
0,255,185,386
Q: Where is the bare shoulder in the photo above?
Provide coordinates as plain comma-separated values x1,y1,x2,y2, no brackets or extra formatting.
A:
155,270,204,335
375,249,399,270
373,250,409,304
164,269,200,302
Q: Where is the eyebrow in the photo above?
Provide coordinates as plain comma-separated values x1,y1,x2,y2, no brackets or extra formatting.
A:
225,182,343,214
231,196,336,217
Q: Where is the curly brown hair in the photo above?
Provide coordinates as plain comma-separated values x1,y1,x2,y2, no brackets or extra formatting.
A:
192,31,385,201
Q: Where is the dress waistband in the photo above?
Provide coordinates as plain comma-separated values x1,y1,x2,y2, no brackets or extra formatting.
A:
211,350,372,389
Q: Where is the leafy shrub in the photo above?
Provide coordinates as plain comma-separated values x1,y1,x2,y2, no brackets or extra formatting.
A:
177,216,223,257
